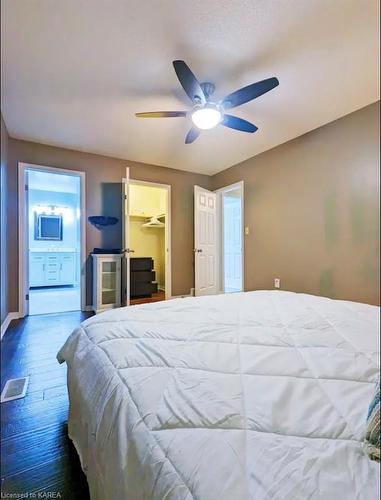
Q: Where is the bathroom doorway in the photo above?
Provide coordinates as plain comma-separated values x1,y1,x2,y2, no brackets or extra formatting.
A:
18,163,86,316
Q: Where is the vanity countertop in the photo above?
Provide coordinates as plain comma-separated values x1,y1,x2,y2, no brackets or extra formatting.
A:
29,248,77,253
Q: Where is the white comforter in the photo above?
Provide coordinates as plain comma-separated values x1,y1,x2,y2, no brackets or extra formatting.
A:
58,291,380,500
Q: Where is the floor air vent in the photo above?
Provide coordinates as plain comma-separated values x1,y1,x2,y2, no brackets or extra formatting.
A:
1,377,29,402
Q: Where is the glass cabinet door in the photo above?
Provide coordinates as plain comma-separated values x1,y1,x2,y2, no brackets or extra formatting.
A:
101,261,117,305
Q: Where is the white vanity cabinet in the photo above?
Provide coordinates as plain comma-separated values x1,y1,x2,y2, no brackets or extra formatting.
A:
29,253,46,286
92,254,122,313
29,252,76,286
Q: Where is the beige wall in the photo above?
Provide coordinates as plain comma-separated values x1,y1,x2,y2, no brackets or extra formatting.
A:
212,102,380,306
4,102,380,314
1,115,9,323
7,139,212,310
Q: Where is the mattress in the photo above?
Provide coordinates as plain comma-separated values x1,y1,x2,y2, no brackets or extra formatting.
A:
57,290,380,500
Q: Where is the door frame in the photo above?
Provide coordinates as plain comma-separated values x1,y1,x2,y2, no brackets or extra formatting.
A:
18,162,86,317
127,177,172,301
214,181,244,293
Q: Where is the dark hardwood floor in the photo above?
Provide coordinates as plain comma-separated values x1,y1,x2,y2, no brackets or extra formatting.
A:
1,311,93,498
130,289,166,305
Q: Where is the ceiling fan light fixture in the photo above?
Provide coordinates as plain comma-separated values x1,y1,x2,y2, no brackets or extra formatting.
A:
191,105,222,130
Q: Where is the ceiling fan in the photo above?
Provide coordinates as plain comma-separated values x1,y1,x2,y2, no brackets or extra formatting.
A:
135,60,279,144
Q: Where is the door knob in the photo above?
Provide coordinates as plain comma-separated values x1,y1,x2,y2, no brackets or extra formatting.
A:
124,248,135,254
193,248,202,253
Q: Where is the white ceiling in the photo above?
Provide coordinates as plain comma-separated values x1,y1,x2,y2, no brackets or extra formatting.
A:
1,0,379,175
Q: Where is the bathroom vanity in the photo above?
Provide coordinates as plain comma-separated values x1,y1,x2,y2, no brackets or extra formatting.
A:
29,250,76,287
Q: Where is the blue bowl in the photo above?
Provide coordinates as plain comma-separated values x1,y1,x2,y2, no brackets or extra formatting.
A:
88,216,119,228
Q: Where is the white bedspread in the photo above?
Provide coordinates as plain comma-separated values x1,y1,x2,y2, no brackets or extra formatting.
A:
58,291,380,500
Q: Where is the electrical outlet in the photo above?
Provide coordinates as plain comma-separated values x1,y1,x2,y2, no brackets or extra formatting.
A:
274,278,281,289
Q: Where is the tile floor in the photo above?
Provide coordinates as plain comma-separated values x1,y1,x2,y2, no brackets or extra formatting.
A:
29,286,81,315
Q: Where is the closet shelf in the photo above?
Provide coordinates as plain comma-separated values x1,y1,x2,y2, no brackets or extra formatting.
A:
130,213,149,219
129,213,166,219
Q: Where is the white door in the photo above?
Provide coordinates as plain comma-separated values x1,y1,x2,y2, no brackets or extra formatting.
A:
24,170,30,315
122,167,132,305
194,186,218,296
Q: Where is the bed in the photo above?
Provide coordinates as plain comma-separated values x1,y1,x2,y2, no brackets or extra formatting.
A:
57,290,380,499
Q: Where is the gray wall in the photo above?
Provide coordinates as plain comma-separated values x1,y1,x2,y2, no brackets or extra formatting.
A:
212,101,380,306
1,115,9,323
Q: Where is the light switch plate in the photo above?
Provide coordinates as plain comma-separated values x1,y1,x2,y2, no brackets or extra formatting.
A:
245,226,249,235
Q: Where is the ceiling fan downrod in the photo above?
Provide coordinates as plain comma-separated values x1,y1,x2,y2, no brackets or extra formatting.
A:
200,82,215,100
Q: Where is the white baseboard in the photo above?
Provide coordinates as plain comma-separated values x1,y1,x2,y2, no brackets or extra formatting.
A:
1,312,21,340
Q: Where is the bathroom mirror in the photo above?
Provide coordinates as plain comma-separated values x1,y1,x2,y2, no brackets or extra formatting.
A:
34,213,63,241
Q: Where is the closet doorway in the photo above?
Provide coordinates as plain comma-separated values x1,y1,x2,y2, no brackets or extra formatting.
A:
127,180,171,305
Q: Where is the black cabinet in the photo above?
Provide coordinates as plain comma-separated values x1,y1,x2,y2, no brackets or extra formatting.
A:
130,258,158,298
